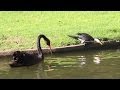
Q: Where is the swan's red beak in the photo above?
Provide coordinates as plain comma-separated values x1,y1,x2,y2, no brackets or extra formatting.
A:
48,45,52,54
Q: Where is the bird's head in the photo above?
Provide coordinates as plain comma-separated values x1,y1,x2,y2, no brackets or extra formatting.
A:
41,35,52,54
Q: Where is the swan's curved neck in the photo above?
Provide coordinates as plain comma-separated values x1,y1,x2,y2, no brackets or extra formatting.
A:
37,36,43,56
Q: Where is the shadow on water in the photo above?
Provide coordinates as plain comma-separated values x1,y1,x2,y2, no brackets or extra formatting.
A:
0,49,120,79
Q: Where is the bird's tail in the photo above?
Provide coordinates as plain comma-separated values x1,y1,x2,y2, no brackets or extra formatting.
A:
68,35,79,40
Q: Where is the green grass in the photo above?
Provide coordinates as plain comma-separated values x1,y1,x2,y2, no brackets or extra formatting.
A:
0,11,120,51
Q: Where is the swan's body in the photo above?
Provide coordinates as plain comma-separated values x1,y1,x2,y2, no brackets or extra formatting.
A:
9,34,52,67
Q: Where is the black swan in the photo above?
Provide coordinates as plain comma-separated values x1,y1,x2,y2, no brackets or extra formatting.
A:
9,34,52,67
68,33,103,45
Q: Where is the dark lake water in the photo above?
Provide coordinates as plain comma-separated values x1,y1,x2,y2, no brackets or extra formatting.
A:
0,49,120,79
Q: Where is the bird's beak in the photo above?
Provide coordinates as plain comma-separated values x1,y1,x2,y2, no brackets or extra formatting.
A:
94,38,103,45
48,45,52,55
99,42,103,45
97,41,103,45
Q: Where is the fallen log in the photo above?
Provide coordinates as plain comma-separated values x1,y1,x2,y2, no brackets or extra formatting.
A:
0,41,120,57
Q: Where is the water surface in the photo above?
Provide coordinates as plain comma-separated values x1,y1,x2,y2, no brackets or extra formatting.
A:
0,49,120,79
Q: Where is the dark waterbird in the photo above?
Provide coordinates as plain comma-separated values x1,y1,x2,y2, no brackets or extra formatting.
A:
68,33,103,46
9,34,52,67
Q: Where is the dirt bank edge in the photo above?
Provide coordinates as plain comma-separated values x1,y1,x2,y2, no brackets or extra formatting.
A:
0,41,120,58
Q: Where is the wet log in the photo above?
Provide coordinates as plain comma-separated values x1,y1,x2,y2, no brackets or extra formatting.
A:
0,41,120,57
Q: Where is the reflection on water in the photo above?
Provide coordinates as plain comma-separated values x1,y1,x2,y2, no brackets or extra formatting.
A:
93,55,101,64
0,49,120,79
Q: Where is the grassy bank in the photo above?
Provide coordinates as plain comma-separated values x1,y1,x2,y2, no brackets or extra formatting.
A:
0,11,120,51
